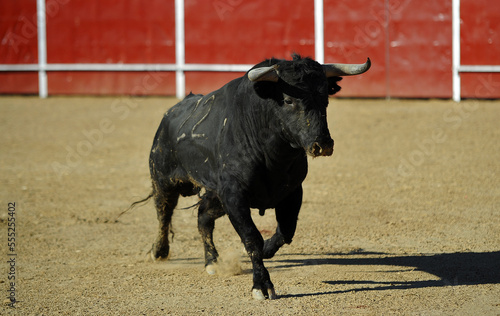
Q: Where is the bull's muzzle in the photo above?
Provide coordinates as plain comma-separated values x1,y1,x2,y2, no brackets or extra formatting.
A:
310,139,334,157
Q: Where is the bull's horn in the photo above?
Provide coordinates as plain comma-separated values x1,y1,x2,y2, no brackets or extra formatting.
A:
323,58,371,77
248,65,280,82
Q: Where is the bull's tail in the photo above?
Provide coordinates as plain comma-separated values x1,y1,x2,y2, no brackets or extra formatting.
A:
116,191,154,220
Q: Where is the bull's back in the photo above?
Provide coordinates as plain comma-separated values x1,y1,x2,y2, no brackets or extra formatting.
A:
150,92,226,191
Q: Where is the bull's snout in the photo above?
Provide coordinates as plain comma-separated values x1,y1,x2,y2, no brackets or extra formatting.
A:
310,138,334,157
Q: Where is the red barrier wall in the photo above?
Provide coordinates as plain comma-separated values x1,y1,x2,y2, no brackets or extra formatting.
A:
0,0,499,98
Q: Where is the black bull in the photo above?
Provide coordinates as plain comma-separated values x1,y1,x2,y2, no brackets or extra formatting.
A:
143,55,370,300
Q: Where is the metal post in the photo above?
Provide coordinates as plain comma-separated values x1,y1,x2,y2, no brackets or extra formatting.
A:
37,0,48,98
452,0,461,102
385,0,391,100
175,0,185,100
314,0,324,64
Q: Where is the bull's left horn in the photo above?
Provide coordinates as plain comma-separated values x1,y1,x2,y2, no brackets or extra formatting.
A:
323,58,371,77
248,65,280,82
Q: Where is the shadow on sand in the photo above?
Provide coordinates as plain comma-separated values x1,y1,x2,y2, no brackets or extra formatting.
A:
271,251,500,298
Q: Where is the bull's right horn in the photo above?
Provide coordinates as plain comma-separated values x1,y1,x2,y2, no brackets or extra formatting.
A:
323,58,371,77
248,65,280,82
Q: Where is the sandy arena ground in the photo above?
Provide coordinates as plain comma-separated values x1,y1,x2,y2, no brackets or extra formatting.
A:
1,96,499,315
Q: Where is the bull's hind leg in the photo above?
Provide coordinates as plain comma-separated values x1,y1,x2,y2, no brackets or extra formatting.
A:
151,189,179,260
197,192,225,274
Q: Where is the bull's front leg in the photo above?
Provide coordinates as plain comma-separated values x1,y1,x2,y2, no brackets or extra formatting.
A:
220,191,277,300
263,185,302,259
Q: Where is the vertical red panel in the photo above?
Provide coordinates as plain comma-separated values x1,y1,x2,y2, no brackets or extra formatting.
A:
325,1,453,98
460,0,500,99
184,0,315,64
184,0,315,94
388,1,452,98
46,0,175,63
0,0,38,64
324,0,386,97
461,0,500,66
45,0,175,95
0,0,38,94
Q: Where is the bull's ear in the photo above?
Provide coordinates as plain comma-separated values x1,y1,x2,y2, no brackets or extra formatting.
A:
327,76,342,96
248,65,280,82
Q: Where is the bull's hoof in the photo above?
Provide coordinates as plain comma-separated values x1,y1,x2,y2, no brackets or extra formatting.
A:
151,243,170,261
150,251,169,261
252,288,277,300
150,251,166,261
205,264,216,275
